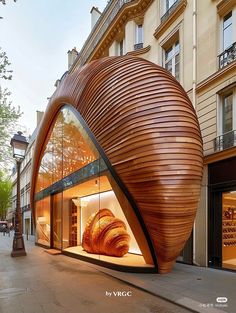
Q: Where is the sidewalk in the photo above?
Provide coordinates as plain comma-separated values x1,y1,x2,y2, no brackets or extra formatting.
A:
90,258,235,313
0,234,190,313
1,234,235,313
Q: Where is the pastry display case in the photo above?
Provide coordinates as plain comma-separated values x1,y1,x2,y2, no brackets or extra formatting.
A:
223,208,236,247
222,192,236,270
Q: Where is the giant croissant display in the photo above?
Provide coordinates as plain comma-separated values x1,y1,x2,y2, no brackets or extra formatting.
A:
82,208,130,257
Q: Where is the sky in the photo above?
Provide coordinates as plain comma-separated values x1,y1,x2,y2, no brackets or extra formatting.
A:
0,0,108,135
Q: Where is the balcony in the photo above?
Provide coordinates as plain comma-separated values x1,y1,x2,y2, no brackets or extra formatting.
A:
154,0,186,40
22,204,30,212
218,42,236,69
134,43,144,50
214,130,236,152
161,0,181,23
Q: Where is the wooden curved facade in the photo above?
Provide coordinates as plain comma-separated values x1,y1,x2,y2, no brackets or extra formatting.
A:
30,56,203,273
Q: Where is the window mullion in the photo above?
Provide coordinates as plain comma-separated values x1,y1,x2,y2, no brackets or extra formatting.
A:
172,51,175,76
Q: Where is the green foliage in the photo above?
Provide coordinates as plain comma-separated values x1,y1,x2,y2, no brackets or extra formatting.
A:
0,87,22,170
0,0,17,19
0,48,13,80
0,0,17,5
0,48,22,171
0,171,12,220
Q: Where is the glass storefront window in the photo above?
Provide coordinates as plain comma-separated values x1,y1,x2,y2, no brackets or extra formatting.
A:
62,175,100,261
34,105,153,269
35,197,50,247
62,108,99,178
61,173,145,266
35,108,98,193
222,191,236,270
52,192,62,250
35,111,63,193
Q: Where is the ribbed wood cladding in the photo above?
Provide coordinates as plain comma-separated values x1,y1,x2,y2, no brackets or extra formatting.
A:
31,56,203,273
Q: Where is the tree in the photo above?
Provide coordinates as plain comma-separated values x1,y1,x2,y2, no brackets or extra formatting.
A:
0,0,17,5
0,0,17,19
0,171,11,220
0,87,22,169
0,47,13,80
0,48,22,171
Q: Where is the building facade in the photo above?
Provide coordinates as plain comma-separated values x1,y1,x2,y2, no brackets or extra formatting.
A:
81,0,236,272
33,0,236,272
11,111,44,240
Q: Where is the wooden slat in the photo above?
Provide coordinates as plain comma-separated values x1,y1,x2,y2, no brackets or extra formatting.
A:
30,56,203,274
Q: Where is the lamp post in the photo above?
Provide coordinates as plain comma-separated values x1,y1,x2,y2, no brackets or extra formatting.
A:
10,131,29,257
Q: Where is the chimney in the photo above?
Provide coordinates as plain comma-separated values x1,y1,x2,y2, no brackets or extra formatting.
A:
67,47,79,70
36,111,44,126
90,6,101,30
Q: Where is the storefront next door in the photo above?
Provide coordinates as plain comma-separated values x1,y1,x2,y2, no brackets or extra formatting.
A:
51,193,62,250
208,156,236,271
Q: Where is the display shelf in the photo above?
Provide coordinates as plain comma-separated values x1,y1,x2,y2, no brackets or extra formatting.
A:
69,199,79,246
222,220,236,247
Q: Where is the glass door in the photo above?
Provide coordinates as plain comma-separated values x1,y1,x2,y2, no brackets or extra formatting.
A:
52,193,62,250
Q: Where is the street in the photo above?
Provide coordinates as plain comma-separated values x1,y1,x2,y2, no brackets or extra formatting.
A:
0,234,190,313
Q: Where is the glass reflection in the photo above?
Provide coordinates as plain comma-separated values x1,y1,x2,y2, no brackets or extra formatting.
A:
35,108,98,193
35,197,50,246
52,192,62,249
34,105,151,267
35,111,63,193
62,108,98,178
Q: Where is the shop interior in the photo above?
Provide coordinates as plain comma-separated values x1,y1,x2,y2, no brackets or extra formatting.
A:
222,191,236,270
35,174,154,268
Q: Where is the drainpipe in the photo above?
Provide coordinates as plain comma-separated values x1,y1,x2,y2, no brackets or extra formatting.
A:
192,0,200,266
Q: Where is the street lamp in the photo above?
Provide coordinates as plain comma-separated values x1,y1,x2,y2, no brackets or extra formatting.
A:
10,131,29,257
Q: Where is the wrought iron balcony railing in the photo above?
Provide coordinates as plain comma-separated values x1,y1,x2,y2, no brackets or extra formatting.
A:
218,42,236,69
161,0,180,23
134,42,144,50
22,204,30,212
214,130,236,152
